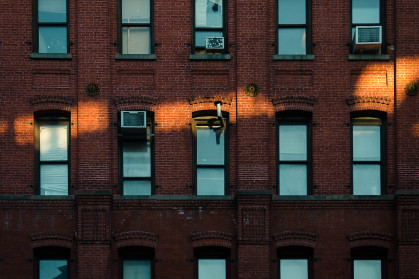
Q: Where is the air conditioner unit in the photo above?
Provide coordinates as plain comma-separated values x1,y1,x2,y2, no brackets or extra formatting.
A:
205,37,224,50
352,26,382,54
121,111,146,128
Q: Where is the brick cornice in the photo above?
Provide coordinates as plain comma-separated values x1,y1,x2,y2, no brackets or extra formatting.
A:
112,96,158,112
346,96,391,112
188,96,233,113
272,231,318,248
30,232,73,248
346,231,393,248
272,96,316,112
191,231,234,248
30,95,74,112
114,231,158,248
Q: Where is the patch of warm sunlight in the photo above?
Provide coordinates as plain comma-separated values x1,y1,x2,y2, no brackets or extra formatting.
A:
77,100,109,133
13,115,33,145
0,120,7,135
412,123,419,137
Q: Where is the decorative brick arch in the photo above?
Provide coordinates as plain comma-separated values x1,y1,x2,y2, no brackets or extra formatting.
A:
188,96,233,113
114,231,159,248
30,232,73,248
272,96,316,112
30,96,74,112
346,231,393,248
112,96,158,112
272,231,318,248
191,231,234,248
346,96,391,112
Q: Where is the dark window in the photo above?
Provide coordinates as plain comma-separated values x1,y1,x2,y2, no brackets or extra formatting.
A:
119,111,154,195
192,0,228,54
193,112,228,195
35,115,70,195
34,247,69,279
351,114,385,195
277,0,311,54
118,0,153,54
277,112,312,195
195,247,229,279
352,246,387,279
119,247,154,279
278,246,313,279
34,0,69,53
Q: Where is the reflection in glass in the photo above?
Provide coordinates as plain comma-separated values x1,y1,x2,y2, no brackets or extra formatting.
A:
198,259,226,279
279,125,307,160
123,260,151,279
278,0,306,24
278,28,306,55
122,0,150,23
38,0,66,22
353,164,380,195
197,168,224,195
195,31,224,48
353,125,380,161
279,164,307,195
40,125,68,161
197,128,224,165
40,164,68,195
123,180,152,195
122,27,151,54
39,27,67,53
39,259,67,279
123,141,151,177
280,259,308,279
352,0,380,24
354,260,381,279
195,0,223,28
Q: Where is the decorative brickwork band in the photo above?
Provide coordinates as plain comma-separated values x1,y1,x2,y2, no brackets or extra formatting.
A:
400,208,419,242
30,232,73,248
347,231,393,248
272,231,318,248
114,231,159,248
272,96,316,112
346,96,391,112
30,95,74,112
191,231,234,248
80,208,110,242
112,96,157,112
188,96,233,113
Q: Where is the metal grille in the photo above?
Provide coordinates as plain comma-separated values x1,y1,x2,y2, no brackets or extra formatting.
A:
357,27,381,43
122,111,146,128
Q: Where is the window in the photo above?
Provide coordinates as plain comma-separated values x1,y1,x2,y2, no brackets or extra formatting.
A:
277,112,311,195
351,114,385,195
278,246,312,279
352,246,387,279
277,0,311,55
195,247,229,279
34,247,69,279
35,115,70,195
119,111,154,195
120,247,154,279
34,0,68,53
193,112,228,195
192,0,227,54
119,0,153,54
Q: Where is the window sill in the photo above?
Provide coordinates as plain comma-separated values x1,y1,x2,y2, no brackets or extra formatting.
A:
348,54,390,61
115,54,156,60
189,54,231,60
273,54,314,61
30,53,72,59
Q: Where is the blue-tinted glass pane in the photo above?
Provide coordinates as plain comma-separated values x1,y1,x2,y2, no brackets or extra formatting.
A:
195,0,223,28
279,125,307,161
353,125,380,161
198,259,226,279
195,31,224,47
123,180,152,195
354,260,381,279
39,26,67,53
122,27,151,54
352,0,380,24
38,0,66,22
39,259,67,279
197,168,224,195
278,28,306,54
279,164,307,195
353,164,380,195
280,259,308,279
122,0,150,23
123,141,151,177
197,128,225,165
278,0,306,24
123,260,151,279
40,164,68,195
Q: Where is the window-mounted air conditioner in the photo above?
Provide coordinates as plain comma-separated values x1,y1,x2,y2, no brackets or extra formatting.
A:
121,111,146,128
205,37,225,50
352,26,382,54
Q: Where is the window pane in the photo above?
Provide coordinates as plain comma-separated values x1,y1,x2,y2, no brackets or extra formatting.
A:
278,0,306,24
195,31,224,47
39,26,67,53
197,128,225,165
279,125,307,160
354,260,381,279
278,28,306,54
280,259,308,279
198,259,226,279
40,164,68,195
197,168,224,195
39,259,67,279
123,141,151,177
279,164,307,195
195,0,223,28
38,0,66,22
123,260,151,279
123,180,152,195
40,124,68,161
352,0,380,24
122,27,151,54
353,164,380,195
122,0,150,23
353,125,380,161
